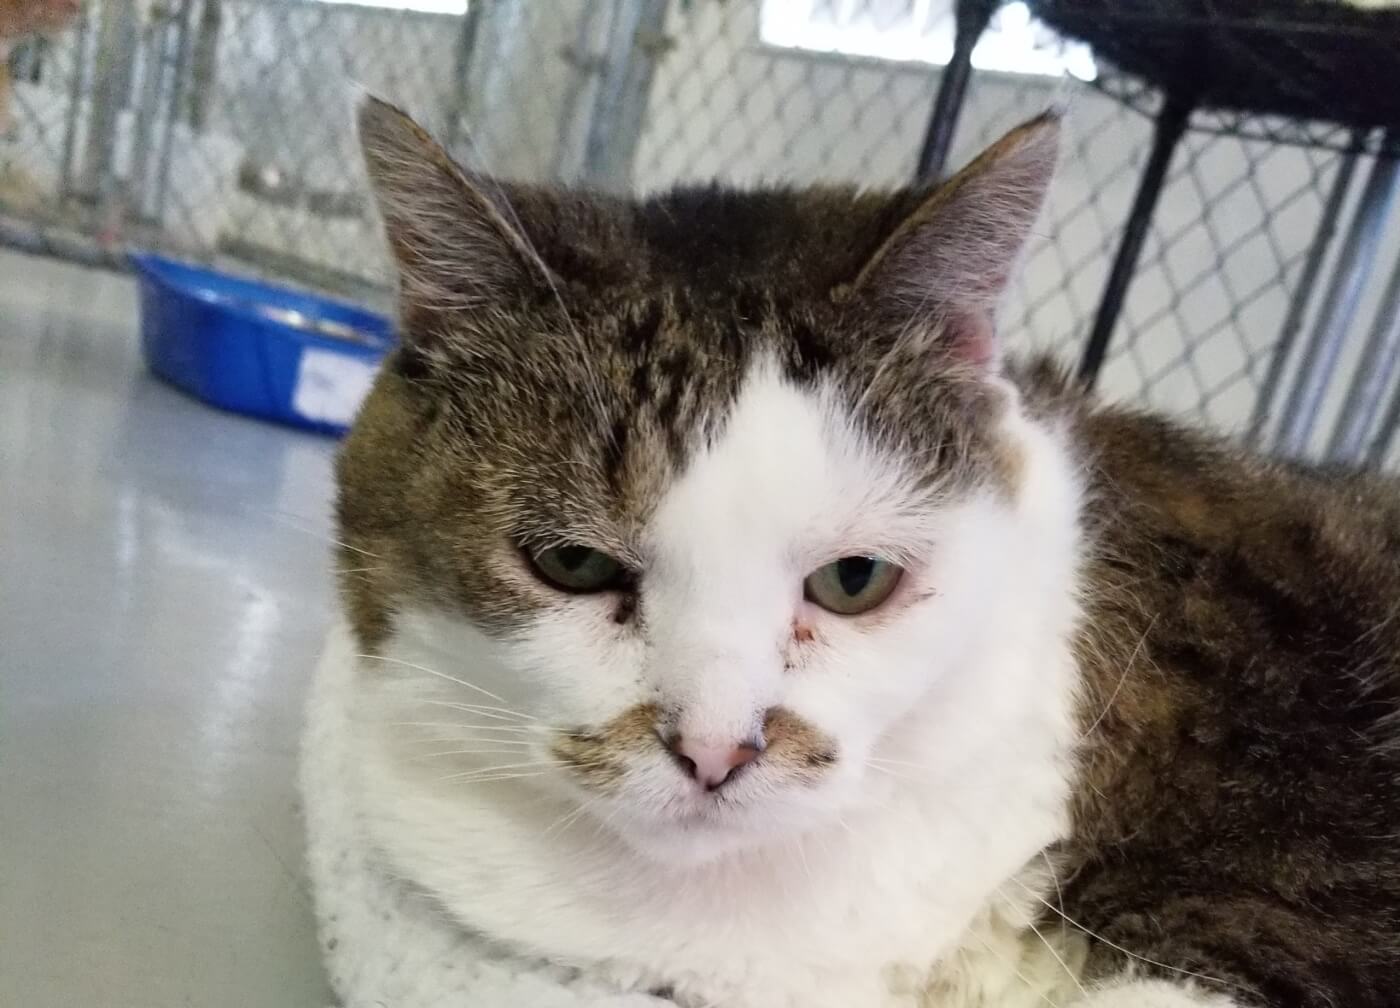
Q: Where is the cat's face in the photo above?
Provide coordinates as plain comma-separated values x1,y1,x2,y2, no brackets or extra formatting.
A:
340,100,1080,864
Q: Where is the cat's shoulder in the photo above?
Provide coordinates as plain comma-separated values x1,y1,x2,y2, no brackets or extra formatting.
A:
1009,354,1400,572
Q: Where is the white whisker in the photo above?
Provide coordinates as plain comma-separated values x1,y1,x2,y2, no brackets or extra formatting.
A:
422,732,539,741
441,771,549,785
997,885,1088,1000
356,653,507,703
262,509,382,558
1079,614,1156,740
438,759,566,780
962,926,1064,1008
413,704,523,724
418,698,536,722
543,800,594,840
408,734,537,746
863,760,913,782
391,721,538,734
1007,876,1246,994
866,756,937,771
1040,850,1069,944
791,837,815,886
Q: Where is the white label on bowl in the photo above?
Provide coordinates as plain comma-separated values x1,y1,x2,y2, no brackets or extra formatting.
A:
293,349,377,427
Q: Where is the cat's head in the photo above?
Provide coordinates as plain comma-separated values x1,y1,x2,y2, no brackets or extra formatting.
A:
339,99,1082,865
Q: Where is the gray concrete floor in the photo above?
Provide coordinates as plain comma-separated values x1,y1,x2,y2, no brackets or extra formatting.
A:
0,249,336,1006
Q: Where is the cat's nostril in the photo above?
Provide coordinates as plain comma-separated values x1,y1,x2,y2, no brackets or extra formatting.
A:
673,752,698,781
666,735,763,791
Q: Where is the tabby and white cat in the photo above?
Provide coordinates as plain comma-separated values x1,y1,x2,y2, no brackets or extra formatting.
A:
301,98,1400,1008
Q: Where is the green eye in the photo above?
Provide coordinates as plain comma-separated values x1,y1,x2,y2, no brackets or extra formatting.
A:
528,544,628,593
803,557,903,615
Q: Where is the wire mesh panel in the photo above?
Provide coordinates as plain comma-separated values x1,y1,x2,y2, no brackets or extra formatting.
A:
1099,137,1351,433
2,0,1397,462
1,7,90,225
635,1,946,192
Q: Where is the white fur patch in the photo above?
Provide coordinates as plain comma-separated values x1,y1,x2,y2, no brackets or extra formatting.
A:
305,360,1104,1008
1078,978,1241,1008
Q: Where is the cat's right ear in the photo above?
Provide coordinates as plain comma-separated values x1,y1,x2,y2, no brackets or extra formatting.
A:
848,113,1059,371
357,96,551,325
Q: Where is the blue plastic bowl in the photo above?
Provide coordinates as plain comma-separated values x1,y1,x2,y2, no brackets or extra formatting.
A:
131,252,395,436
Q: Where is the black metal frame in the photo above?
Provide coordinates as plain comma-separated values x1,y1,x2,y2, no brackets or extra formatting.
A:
915,1,1200,388
1075,91,1192,385
919,0,1393,428
915,0,998,182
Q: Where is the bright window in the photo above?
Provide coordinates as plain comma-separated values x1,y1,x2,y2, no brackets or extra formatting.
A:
312,0,467,14
760,0,1096,80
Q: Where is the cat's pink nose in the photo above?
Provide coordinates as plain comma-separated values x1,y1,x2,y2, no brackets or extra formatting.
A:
668,736,762,790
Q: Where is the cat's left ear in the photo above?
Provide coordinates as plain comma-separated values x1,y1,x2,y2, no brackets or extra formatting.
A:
357,95,553,325
850,113,1059,369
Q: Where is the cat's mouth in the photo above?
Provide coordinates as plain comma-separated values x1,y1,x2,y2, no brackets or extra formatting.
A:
669,786,768,826
589,763,858,866
549,703,841,835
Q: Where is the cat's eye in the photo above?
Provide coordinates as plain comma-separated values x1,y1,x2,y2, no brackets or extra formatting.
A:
528,544,628,593
804,557,903,615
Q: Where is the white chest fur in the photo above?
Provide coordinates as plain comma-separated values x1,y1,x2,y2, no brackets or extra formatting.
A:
304,618,1081,1008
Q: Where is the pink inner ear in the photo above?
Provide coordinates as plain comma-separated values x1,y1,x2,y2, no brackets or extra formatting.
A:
949,310,997,369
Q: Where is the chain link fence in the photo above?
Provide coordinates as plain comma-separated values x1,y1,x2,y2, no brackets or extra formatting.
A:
4,0,1399,464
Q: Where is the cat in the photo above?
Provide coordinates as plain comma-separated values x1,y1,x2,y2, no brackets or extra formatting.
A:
300,97,1400,1008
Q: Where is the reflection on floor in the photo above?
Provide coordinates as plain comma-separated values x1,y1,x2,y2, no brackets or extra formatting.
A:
0,248,336,1007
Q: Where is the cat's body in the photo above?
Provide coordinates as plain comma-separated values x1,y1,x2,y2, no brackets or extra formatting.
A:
1055,381,1400,1005
301,101,1400,1008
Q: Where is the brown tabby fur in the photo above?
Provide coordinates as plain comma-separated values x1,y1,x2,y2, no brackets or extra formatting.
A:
551,704,837,793
341,99,1400,1006
1025,362,1400,1006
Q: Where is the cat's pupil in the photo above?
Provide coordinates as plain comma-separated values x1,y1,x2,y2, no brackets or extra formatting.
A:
836,557,876,596
556,545,593,572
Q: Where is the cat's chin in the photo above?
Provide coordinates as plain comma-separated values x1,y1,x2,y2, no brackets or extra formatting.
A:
608,813,795,867
554,751,876,868
589,791,846,868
